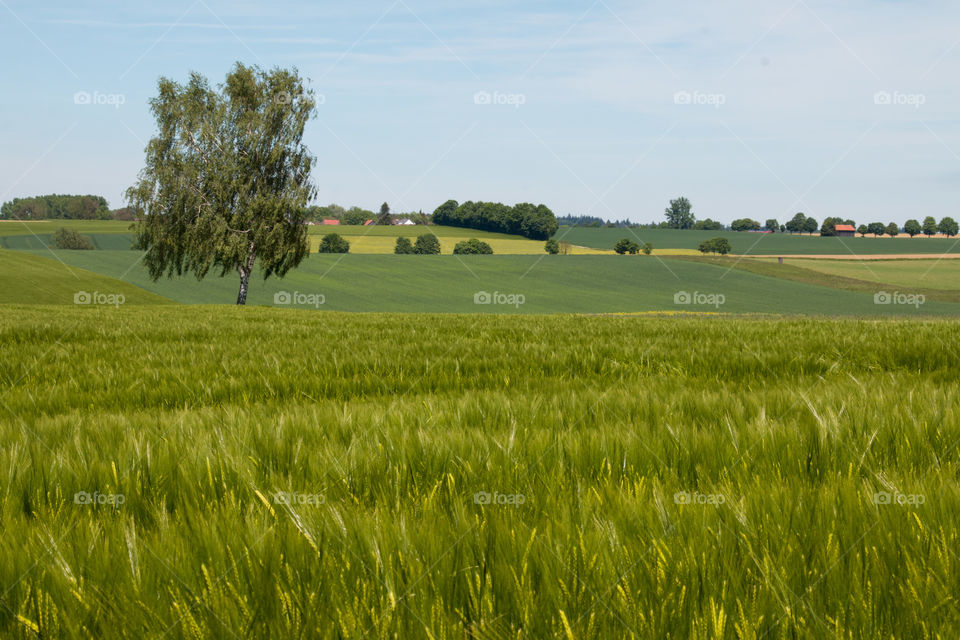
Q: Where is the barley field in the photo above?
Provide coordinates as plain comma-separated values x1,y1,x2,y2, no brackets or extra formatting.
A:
1,306,959,638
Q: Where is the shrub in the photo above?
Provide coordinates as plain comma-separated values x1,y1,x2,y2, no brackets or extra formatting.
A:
614,238,639,254
698,237,732,255
641,242,653,255
318,233,350,253
452,238,493,254
413,233,441,255
53,227,94,250
394,237,414,254
544,239,559,254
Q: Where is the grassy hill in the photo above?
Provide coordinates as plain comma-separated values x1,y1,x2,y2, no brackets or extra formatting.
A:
0,250,169,305
556,226,960,255
11,249,958,315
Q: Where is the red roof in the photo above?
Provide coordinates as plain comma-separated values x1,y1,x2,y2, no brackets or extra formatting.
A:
834,224,856,231
363,219,374,225
322,219,340,225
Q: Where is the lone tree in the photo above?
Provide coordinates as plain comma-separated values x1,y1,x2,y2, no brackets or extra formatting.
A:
127,63,317,305
664,197,695,229
378,202,392,226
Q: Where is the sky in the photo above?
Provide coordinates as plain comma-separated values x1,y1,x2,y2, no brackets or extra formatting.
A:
1,0,959,225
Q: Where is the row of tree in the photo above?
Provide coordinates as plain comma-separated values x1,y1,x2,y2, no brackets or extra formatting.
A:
306,202,429,226
432,200,558,240
1,194,111,220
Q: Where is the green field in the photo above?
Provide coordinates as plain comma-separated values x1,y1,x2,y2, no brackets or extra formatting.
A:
768,258,960,291
556,226,960,255
1,307,958,638
9,249,958,315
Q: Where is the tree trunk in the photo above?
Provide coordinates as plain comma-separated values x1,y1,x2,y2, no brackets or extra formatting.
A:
235,241,256,305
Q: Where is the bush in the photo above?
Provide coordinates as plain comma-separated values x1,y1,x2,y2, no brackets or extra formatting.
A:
698,237,732,255
394,237,414,254
452,238,493,255
614,238,639,254
641,242,653,255
53,227,94,250
544,239,559,254
318,233,350,253
413,233,441,255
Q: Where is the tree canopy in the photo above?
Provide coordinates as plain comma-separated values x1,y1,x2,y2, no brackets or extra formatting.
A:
1,194,110,220
127,63,317,305
432,200,558,240
664,197,695,229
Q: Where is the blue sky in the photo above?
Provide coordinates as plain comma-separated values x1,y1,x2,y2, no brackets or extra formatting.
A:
1,0,959,224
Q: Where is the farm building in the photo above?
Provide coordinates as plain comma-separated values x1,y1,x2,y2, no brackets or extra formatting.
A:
835,224,855,237
394,218,416,225
322,219,340,225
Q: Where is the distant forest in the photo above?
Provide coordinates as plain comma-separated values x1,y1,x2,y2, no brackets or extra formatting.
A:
1,194,111,220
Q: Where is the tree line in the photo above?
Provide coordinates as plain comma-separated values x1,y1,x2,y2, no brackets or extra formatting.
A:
1,194,111,220
431,200,558,240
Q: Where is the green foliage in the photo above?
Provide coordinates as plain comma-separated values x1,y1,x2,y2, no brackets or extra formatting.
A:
0,194,110,220
858,224,868,237
923,216,938,237
378,202,392,226
938,216,959,237
904,219,922,237
664,196,695,229
413,233,441,254
867,222,886,237
885,222,900,237
693,218,722,231
640,242,653,255
731,218,760,232
432,200,558,240
318,233,349,253
613,238,639,254
394,237,414,254
698,236,732,255
52,227,94,250
785,212,808,234
342,207,373,225
127,63,317,304
803,216,819,234
544,239,560,254
452,238,493,254
765,218,779,232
